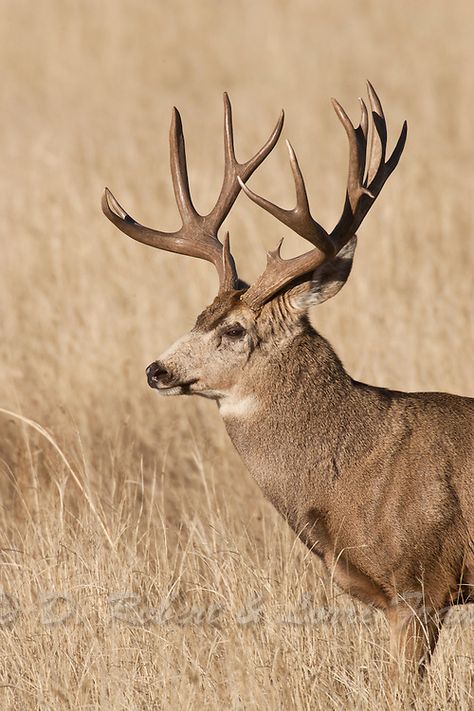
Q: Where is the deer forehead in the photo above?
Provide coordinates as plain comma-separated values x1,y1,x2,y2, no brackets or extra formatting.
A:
193,293,255,333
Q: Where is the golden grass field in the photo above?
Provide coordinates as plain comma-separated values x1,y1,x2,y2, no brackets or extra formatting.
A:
1,1,473,708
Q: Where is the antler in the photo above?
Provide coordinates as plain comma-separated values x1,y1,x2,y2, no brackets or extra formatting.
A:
102,94,284,294
240,82,407,308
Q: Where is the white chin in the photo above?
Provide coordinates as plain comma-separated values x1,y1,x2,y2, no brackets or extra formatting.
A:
155,386,183,397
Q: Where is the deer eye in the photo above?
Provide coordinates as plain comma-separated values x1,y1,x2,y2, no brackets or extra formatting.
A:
222,323,246,340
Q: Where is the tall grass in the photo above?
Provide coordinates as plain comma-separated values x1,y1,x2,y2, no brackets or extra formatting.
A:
1,1,473,708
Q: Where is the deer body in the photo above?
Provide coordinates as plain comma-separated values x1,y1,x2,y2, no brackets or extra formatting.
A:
102,84,474,678
220,318,474,610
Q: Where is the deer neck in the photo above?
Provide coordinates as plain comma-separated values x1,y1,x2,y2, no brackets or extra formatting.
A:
219,326,382,511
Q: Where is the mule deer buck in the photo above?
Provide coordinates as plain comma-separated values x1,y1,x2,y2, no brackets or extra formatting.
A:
102,84,474,678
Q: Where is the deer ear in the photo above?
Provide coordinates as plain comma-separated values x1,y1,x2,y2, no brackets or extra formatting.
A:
289,235,357,309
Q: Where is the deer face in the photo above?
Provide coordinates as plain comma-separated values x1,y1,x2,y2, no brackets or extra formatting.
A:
145,233,359,404
146,292,260,401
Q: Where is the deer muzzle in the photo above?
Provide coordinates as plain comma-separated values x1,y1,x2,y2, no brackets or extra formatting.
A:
146,361,197,395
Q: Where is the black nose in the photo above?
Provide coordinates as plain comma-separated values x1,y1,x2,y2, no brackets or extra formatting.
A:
146,361,171,389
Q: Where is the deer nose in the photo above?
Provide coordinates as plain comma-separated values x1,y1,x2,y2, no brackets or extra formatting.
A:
146,361,173,389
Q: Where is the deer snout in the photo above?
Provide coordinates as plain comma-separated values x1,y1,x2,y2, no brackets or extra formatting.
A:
146,361,175,389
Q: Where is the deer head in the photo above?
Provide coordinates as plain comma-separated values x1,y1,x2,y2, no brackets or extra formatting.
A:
102,84,406,411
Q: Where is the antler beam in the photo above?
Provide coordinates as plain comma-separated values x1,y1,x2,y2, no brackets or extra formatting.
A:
241,82,407,308
102,94,284,294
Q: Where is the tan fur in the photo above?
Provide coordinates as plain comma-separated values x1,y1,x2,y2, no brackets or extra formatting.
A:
151,287,474,679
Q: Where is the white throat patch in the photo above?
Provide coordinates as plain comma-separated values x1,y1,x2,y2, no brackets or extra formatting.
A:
218,393,258,419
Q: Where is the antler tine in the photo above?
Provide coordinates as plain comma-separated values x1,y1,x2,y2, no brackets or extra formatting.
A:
331,98,373,215
365,82,407,189
242,84,407,309
243,107,285,177
101,186,224,267
221,231,238,292
331,82,407,251
102,188,170,250
384,119,408,177
366,81,387,186
169,108,199,223
102,95,284,295
204,93,284,233
359,97,369,140
223,92,238,167
239,140,334,254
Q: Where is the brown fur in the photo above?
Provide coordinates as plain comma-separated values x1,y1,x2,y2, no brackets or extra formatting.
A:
224,312,474,677
152,286,474,680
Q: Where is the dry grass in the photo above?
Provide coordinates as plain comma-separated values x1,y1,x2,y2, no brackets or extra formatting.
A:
1,1,473,708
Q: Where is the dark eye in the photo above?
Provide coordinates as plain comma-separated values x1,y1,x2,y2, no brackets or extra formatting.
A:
223,324,246,340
